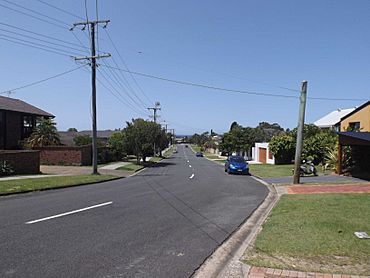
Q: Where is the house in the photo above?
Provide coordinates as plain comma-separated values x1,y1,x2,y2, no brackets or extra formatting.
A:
252,142,275,164
336,100,370,179
0,95,54,150
314,107,355,131
339,100,370,132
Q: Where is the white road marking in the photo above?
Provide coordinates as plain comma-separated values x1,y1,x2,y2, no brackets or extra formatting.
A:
189,165,192,168
189,174,195,179
187,160,189,163
25,201,113,224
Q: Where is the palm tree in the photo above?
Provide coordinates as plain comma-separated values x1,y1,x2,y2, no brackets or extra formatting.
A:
26,118,60,147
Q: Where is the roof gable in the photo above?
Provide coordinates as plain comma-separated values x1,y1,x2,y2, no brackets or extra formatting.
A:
0,96,54,117
340,100,370,122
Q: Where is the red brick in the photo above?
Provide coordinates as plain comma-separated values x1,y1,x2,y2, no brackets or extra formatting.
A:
0,150,40,174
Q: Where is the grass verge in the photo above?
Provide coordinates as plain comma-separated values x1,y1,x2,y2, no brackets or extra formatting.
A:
0,175,117,195
243,193,370,275
116,163,144,172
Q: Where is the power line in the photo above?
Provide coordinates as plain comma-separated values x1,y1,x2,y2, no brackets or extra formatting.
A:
0,22,89,50
101,65,368,102
0,2,67,29
0,33,82,56
102,60,148,110
97,68,148,116
0,28,88,54
104,29,152,104
98,65,149,114
0,36,74,57
34,0,85,20
0,65,86,95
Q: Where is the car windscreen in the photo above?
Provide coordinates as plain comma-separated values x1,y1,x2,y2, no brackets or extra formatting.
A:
230,157,245,163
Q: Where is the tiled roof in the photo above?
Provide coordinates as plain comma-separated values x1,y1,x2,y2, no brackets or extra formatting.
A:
0,95,54,117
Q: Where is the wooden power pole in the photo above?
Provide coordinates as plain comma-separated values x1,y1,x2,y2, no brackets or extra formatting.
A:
293,81,308,184
71,20,111,174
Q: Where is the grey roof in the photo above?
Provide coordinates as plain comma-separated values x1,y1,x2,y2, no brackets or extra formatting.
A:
78,130,114,138
0,95,54,117
337,132,370,142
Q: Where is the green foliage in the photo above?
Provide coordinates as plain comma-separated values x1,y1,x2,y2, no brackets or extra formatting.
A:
108,131,126,159
270,124,337,165
269,134,296,164
25,118,60,148
73,134,92,146
122,118,165,162
67,127,78,132
189,132,209,146
0,161,15,176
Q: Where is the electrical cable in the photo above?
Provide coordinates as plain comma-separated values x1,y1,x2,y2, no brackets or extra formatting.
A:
101,65,368,102
34,0,85,20
0,65,86,95
0,28,89,54
0,33,83,56
104,29,153,104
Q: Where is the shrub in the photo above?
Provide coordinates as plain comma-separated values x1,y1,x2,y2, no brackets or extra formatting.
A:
0,161,15,176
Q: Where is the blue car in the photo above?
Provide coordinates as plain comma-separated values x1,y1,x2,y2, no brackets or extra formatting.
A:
224,156,249,175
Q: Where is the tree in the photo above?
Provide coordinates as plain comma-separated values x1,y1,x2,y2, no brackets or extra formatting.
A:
256,122,284,141
108,131,126,159
73,134,92,146
67,127,78,132
26,118,60,147
269,134,296,164
270,125,337,165
122,119,163,163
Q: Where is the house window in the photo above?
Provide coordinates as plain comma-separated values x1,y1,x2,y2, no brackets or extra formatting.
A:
0,111,4,149
21,115,36,139
348,122,360,131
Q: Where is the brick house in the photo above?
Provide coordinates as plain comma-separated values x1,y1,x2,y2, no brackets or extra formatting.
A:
0,95,54,150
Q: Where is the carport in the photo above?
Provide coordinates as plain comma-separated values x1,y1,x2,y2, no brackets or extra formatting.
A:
337,132,370,177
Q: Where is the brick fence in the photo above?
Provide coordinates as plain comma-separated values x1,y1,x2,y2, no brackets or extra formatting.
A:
0,150,40,174
35,145,92,166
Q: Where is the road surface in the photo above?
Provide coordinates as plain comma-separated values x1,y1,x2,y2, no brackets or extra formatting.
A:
0,145,267,278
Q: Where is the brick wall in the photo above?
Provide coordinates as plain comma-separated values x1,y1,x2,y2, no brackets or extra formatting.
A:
35,145,92,166
0,150,40,174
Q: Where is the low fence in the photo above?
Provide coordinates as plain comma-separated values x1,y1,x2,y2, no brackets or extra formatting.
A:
0,150,40,174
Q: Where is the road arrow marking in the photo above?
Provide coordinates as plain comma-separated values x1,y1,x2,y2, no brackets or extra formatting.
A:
25,201,113,224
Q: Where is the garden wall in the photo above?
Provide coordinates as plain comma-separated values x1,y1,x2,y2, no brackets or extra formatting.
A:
0,150,40,174
35,145,92,166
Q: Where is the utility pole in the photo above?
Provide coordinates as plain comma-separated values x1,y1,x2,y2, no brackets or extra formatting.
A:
293,81,308,184
148,102,161,156
71,20,111,175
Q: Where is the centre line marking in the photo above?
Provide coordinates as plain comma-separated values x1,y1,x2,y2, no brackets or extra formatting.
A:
25,201,113,224
187,160,189,163
189,174,195,179
189,165,192,168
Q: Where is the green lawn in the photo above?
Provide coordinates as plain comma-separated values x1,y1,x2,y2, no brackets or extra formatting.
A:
249,164,294,177
149,156,163,162
116,163,144,172
0,175,117,194
191,145,202,152
244,194,370,275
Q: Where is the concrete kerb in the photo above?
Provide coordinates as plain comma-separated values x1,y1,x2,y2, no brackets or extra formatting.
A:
193,171,280,278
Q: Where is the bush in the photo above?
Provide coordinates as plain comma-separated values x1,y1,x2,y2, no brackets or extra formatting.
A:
0,161,15,176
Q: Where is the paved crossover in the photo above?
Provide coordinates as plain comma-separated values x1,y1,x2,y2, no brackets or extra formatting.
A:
0,145,267,278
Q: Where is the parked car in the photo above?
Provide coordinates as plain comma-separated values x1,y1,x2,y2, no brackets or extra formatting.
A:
195,152,203,157
224,156,249,175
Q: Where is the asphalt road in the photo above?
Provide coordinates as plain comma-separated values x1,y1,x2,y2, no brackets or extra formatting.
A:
0,145,268,278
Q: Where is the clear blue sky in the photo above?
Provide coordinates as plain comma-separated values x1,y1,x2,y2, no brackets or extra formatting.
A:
0,0,369,135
